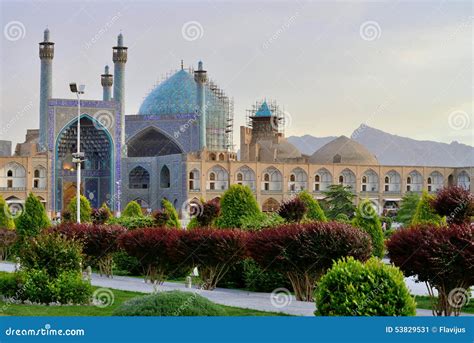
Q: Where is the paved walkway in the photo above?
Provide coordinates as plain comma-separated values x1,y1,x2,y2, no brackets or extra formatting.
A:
0,262,469,317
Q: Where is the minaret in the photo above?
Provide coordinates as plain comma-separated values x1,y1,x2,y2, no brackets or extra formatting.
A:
38,28,54,151
101,65,113,101
112,33,127,148
194,61,207,149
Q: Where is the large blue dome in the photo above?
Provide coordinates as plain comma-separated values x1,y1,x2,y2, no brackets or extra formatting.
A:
138,69,199,115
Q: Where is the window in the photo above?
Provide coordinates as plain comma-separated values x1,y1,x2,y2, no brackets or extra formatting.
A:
315,175,320,182
339,175,344,184
427,177,432,184
7,170,12,177
210,172,216,181
407,177,411,184
290,174,296,182
362,184,367,191
219,153,224,161
362,176,367,183
384,185,389,192
384,176,389,183
314,183,320,191
290,184,295,191
264,173,270,182
34,169,40,178
407,185,411,192
237,173,243,181
160,165,171,188
210,182,215,190
264,182,269,191
189,180,194,189
189,172,194,179
428,185,432,192
7,180,12,188
210,153,216,161
33,180,39,188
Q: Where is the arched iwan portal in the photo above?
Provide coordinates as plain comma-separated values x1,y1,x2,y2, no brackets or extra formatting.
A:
127,127,183,157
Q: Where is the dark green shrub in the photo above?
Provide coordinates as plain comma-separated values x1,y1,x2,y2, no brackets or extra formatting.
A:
19,233,82,278
14,193,50,241
335,213,350,224
18,268,52,303
108,215,155,230
54,271,92,304
298,191,327,222
122,201,143,218
113,251,142,276
243,259,291,292
215,184,261,228
239,212,284,231
322,185,356,219
113,291,226,316
0,271,19,297
352,199,384,258
315,257,416,316
67,195,92,223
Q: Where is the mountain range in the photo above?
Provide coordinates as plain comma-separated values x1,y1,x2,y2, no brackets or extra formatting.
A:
287,125,473,167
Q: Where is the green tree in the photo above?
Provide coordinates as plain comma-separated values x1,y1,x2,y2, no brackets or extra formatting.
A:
298,191,327,222
67,195,92,223
161,199,181,228
352,199,384,258
395,192,420,227
15,193,50,240
322,185,356,219
411,191,445,227
122,200,143,218
216,184,261,228
0,195,14,229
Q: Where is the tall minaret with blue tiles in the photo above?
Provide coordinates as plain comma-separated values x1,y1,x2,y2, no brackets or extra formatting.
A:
112,33,127,149
38,28,54,151
194,61,207,149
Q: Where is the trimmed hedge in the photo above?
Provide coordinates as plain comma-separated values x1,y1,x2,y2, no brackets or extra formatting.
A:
247,222,372,301
352,199,384,258
216,185,261,228
315,257,416,316
113,291,226,316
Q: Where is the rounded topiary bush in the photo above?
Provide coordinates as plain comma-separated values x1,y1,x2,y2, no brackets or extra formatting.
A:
113,291,226,316
315,257,416,316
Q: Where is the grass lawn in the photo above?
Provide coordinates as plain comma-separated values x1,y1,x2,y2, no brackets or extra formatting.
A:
0,285,288,317
414,295,473,314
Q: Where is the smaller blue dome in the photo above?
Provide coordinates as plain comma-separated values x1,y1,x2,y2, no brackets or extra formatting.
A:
138,70,198,115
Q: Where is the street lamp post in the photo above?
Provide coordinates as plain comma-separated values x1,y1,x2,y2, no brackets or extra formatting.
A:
70,83,85,223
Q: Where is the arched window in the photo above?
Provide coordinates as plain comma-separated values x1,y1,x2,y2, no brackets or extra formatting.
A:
290,174,296,182
1,162,26,189
218,153,225,161
207,166,229,191
428,171,443,192
314,169,332,192
361,169,378,192
188,169,200,191
7,170,12,177
34,169,40,178
407,170,423,192
407,177,411,184
209,153,216,161
457,171,470,190
160,165,171,188
339,169,356,190
234,166,256,190
129,166,150,189
427,177,432,184
384,170,401,193
261,167,282,192
339,175,344,184
288,168,307,192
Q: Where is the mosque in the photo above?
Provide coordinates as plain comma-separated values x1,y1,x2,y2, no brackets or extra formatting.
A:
0,30,472,218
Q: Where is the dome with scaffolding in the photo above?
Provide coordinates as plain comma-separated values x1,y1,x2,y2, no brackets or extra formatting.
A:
138,65,234,151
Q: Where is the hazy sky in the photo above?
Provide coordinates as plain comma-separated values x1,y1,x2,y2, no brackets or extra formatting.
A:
1,0,472,149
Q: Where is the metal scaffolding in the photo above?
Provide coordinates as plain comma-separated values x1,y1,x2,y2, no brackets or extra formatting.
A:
246,99,286,135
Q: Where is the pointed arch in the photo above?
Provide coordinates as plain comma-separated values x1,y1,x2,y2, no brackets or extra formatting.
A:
188,168,200,191
428,171,443,192
127,126,183,157
288,167,307,192
129,166,150,189
261,166,282,192
262,198,279,212
407,170,423,192
314,168,332,192
207,165,229,191
235,165,256,190
457,170,470,190
384,170,401,193
160,165,171,188
1,162,26,189
339,168,356,190
361,169,378,192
